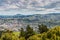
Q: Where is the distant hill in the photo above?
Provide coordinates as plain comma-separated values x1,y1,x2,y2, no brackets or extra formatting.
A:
0,13,60,31
0,13,60,23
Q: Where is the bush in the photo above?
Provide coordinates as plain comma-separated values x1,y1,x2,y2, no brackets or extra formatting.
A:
28,26,60,40
1,32,19,40
28,35,41,40
0,26,60,40
19,37,25,40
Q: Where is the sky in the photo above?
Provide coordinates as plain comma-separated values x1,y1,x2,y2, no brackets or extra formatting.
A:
0,0,60,15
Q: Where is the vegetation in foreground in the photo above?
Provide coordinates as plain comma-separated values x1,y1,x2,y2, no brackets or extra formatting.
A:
0,24,60,40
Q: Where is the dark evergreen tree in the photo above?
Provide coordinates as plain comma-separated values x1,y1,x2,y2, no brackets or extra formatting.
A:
20,28,25,37
38,24,49,33
25,25,35,40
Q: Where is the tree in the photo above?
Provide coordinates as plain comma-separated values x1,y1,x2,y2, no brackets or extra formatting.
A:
38,24,49,33
20,28,25,37
1,31,19,40
25,25,35,40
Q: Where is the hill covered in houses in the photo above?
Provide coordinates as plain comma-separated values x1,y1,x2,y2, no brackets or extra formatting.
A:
0,13,60,31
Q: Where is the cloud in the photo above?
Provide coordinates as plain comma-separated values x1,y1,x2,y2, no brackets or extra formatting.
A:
0,0,60,15
7,5,19,9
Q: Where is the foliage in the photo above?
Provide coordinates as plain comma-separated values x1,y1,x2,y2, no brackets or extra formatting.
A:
28,26,60,40
28,35,41,40
20,28,25,37
13,32,20,37
19,37,25,40
0,30,19,40
25,25,35,39
38,24,49,33
0,25,60,40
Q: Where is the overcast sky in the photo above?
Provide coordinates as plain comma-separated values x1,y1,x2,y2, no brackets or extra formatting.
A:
0,0,60,15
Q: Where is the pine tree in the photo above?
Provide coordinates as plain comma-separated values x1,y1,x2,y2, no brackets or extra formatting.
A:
38,24,49,33
20,28,25,37
25,25,35,40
